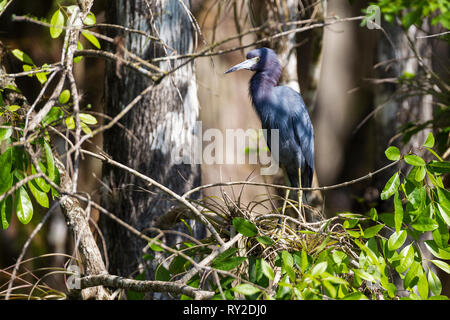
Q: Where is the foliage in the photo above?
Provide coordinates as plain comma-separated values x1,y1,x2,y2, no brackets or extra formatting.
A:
369,0,450,30
0,7,100,230
141,134,449,300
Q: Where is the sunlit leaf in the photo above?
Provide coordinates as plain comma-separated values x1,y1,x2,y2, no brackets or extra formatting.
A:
411,217,438,232
261,259,274,281
27,179,49,208
11,49,34,65
430,260,450,274
423,132,435,148
83,11,96,25
404,154,425,167
388,230,407,251
381,172,400,200
417,272,429,300
0,148,13,194
362,224,384,238
79,113,97,124
59,89,71,104
15,186,33,224
50,9,65,39
0,126,12,142
428,268,442,296
81,30,101,49
6,105,20,112
232,284,261,296
385,146,400,161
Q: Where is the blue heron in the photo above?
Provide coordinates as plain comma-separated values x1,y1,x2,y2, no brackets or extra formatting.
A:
225,47,314,202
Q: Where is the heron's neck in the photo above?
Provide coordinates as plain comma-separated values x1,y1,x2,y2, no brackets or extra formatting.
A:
249,70,280,104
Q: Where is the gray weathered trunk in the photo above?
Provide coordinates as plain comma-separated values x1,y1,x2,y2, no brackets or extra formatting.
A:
101,0,203,278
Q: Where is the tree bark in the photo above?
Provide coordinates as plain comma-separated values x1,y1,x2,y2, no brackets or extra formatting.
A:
101,0,204,279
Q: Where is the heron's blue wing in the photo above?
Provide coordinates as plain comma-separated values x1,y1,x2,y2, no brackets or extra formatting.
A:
274,86,314,187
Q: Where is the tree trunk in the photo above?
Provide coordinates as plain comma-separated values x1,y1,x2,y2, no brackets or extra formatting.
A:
100,0,203,279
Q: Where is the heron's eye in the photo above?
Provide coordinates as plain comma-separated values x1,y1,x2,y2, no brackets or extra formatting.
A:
255,57,260,62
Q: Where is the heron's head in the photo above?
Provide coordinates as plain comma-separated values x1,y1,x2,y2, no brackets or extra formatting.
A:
224,47,280,74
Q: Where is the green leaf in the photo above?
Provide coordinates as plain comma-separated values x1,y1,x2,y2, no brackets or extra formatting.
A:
411,217,438,232
346,229,360,238
256,236,274,246
332,250,347,265
79,113,97,124
281,251,295,281
0,148,13,194
428,269,442,296
42,140,56,182
425,240,450,260
394,192,403,232
42,107,63,127
232,217,257,237
428,295,449,300
50,9,65,39
35,70,48,84
0,126,12,142
155,265,170,281
310,261,327,276
81,122,92,135
27,179,49,208
0,0,8,11
415,166,426,182
343,218,359,229
404,155,426,167
22,64,33,76
299,249,309,273
402,9,421,29
423,132,435,148
369,207,378,221
343,292,368,300
0,196,12,229
436,188,450,228
427,161,450,174
281,250,294,268
81,30,101,49
388,230,407,251
169,256,190,275
148,238,164,251
404,261,421,289
65,116,75,129
432,214,450,248
417,272,429,299
362,224,384,238
11,49,34,65
381,172,400,200
74,41,84,63
430,260,450,274
261,259,274,281
83,11,96,25
396,244,414,274
15,186,33,224
232,284,261,296
6,105,20,112
385,146,400,161
31,163,51,193
59,89,71,104
212,256,246,271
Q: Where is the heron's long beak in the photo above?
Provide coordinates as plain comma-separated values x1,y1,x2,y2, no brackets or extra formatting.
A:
224,57,259,74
